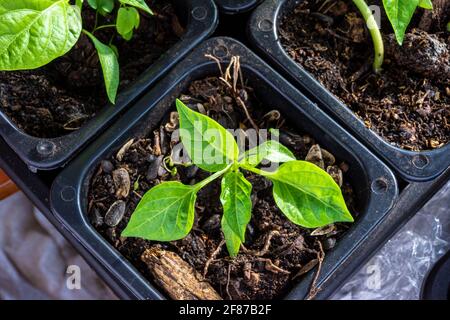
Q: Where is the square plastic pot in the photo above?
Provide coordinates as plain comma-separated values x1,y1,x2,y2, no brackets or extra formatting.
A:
50,37,398,300
0,0,218,172
248,0,450,182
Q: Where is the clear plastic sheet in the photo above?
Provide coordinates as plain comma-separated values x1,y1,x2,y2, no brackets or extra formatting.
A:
333,181,450,300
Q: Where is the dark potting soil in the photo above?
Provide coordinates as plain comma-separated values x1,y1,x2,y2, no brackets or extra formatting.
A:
0,1,182,138
88,70,358,300
279,0,450,151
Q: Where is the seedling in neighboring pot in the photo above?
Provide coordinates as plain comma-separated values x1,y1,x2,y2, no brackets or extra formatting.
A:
122,99,354,257
0,0,153,104
352,0,433,72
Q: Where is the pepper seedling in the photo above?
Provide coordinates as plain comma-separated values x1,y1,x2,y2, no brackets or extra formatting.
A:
122,99,354,257
0,0,154,104
352,0,433,72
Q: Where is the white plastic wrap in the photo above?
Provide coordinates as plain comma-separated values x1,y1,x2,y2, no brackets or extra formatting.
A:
0,192,116,300
333,181,450,300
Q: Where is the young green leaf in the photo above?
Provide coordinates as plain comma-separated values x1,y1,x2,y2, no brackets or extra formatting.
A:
83,31,119,104
119,0,153,15
352,0,385,72
264,161,353,228
176,99,239,173
240,140,296,167
87,0,114,15
418,0,433,9
0,0,82,70
116,7,140,40
220,171,252,257
383,0,431,45
87,0,97,9
109,44,119,57
122,182,197,241
76,0,84,9
222,219,243,258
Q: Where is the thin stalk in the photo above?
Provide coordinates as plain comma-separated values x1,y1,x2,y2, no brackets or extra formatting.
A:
193,164,233,191
352,0,384,73
240,164,273,177
92,24,116,33
93,11,99,30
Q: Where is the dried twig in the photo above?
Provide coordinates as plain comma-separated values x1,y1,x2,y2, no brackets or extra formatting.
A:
236,96,259,131
226,264,232,300
257,258,290,274
242,230,280,257
203,240,225,277
153,130,161,156
306,240,325,300
208,55,259,131
205,54,224,76
141,248,222,300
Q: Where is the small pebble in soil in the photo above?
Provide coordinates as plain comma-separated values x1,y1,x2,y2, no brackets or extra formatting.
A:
326,165,343,187
116,139,135,162
164,112,179,132
112,168,131,199
321,148,336,167
90,207,104,228
145,154,156,163
306,144,325,169
322,237,336,250
146,156,163,181
100,160,114,173
104,200,126,227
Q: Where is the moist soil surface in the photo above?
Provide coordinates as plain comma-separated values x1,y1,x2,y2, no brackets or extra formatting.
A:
0,1,182,138
279,0,450,151
88,71,359,300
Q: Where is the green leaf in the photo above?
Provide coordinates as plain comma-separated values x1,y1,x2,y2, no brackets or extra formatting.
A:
122,31,133,41
0,0,82,70
176,99,239,173
119,0,153,15
109,44,119,57
122,182,197,241
116,7,140,40
240,140,296,167
83,31,119,104
382,0,430,45
222,219,243,258
418,0,433,9
220,171,252,257
76,0,84,9
87,0,96,9
87,0,114,15
265,161,353,228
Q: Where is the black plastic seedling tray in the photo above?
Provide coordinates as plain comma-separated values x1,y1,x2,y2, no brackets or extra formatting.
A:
214,0,262,14
0,3,449,301
421,250,450,300
50,37,400,300
0,0,218,172
248,0,450,182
